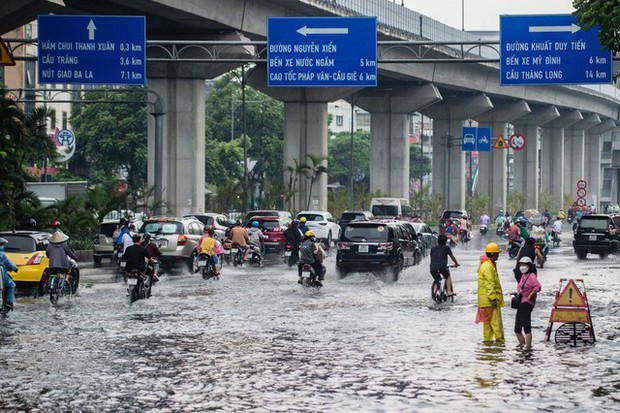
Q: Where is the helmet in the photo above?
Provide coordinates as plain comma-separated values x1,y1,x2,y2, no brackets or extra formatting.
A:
143,233,151,242
28,218,37,226
300,217,307,223
229,219,236,226
304,230,315,238
518,256,533,264
252,221,259,228
0,237,8,245
236,220,242,226
52,220,60,228
484,242,501,254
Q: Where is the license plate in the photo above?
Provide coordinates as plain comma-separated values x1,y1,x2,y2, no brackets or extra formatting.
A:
156,241,167,248
120,261,126,268
589,235,597,241
198,260,207,266
231,248,238,253
127,278,138,286
284,251,292,257
223,250,231,255
359,245,369,253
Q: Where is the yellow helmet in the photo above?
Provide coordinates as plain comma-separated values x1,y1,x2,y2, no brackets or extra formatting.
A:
300,217,307,223
304,230,315,238
485,242,501,254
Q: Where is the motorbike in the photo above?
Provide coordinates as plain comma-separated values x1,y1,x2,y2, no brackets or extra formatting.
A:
197,253,218,280
480,225,488,236
508,239,524,259
496,225,505,237
231,244,244,267
299,263,321,288
552,231,561,247
126,269,149,304
247,242,263,266
222,239,232,265
283,243,299,268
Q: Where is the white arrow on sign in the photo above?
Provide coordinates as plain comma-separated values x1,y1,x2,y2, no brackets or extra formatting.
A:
297,26,349,36
528,23,580,34
87,19,97,40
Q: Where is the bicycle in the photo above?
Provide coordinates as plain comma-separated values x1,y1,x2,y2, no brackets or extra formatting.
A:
48,267,74,305
431,265,456,304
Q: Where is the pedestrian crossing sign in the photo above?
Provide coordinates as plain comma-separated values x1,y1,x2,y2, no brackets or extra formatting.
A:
0,36,15,66
492,135,508,149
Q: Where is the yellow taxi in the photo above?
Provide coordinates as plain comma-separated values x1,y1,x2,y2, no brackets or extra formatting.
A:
1,231,51,295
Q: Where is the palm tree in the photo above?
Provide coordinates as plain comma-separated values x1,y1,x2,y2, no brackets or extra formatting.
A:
284,158,310,213
305,154,328,211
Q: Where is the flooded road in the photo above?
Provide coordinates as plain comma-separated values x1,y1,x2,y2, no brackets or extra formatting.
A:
1,241,619,412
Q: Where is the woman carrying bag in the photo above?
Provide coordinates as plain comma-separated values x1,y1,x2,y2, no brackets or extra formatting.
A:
513,257,542,349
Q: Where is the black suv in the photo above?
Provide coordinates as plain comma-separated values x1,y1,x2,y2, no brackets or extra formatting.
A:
573,214,620,259
335,221,418,281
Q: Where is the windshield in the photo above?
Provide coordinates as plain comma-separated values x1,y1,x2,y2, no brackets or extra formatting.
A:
579,218,610,231
192,216,214,226
98,223,118,238
261,221,280,230
140,221,184,235
3,235,37,253
341,213,365,221
342,225,390,242
371,205,398,217
298,214,324,222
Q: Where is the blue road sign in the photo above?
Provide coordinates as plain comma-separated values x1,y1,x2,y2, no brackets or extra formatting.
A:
267,17,377,87
500,14,611,85
38,15,146,85
462,127,491,152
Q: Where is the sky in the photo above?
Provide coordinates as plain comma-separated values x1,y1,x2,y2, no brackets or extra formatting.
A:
402,0,575,31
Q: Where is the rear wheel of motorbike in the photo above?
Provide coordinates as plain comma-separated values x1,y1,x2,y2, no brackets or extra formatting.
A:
509,245,519,259
129,285,138,304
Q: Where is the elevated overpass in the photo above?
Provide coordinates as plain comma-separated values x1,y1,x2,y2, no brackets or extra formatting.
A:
3,0,619,215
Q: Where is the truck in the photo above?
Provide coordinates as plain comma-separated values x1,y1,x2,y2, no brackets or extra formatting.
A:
25,181,88,205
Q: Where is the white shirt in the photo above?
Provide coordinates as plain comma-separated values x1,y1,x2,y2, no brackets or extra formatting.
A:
552,220,563,234
122,232,134,253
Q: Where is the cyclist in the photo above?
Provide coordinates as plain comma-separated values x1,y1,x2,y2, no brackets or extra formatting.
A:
46,232,78,283
0,237,17,314
299,216,310,235
429,234,459,298
298,230,325,286
199,228,220,276
230,220,250,261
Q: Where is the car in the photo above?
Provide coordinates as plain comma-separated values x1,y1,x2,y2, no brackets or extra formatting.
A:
247,216,288,253
296,210,341,248
572,214,620,259
0,231,51,295
337,210,374,232
410,222,439,256
335,221,418,281
370,197,412,219
397,221,425,264
139,216,204,270
244,210,292,227
93,220,120,265
438,209,469,234
183,213,229,239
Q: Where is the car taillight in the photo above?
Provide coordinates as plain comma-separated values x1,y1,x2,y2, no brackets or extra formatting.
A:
377,242,393,251
285,243,292,249
177,234,188,246
224,242,231,248
337,242,350,250
26,252,44,265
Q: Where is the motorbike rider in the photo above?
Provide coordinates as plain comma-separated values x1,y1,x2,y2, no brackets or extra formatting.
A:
283,220,303,263
115,218,129,251
495,211,506,232
551,216,563,242
141,233,162,281
299,216,310,235
247,221,266,259
25,218,37,231
479,212,491,227
199,228,220,276
46,231,78,282
121,224,136,254
298,230,325,286
0,237,18,314
515,237,545,278
51,220,63,233
508,220,524,247
123,234,155,296
224,219,236,239
230,220,250,261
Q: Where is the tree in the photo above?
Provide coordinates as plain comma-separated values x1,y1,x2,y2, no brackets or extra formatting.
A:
328,130,370,187
305,154,328,210
409,143,432,180
70,89,147,188
573,0,620,53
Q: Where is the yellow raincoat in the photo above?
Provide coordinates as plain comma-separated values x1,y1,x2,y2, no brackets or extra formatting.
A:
477,259,505,342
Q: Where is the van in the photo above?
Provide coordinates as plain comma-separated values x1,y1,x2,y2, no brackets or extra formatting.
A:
369,198,411,219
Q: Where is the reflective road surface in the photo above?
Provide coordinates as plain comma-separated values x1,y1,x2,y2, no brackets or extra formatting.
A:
1,241,619,412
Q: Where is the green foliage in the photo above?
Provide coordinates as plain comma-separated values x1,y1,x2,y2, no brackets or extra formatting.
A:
410,143,432,180
573,0,620,54
70,88,147,188
205,139,244,185
538,191,558,212
466,194,491,224
506,190,527,214
564,192,575,211
305,154,328,211
328,131,370,187
328,188,386,219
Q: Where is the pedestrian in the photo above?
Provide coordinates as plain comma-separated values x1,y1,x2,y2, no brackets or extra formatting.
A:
476,242,505,344
513,257,541,349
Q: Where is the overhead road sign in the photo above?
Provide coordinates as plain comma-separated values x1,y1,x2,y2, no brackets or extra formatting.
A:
500,14,612,85
461,127,491,152
0,36,16,66
267,17,377,87
38,15,146,85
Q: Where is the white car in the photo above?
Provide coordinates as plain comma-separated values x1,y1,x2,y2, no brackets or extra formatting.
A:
296,210,341,247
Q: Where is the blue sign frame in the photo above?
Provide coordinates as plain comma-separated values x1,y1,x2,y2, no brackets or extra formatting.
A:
38,15,146,85
500,14,611,85
267,17,377,87
462,127,491,152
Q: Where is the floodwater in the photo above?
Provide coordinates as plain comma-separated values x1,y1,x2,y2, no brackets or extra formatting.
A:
1,239,619,412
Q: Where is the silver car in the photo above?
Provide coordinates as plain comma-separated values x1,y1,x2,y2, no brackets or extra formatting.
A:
139,217,204,270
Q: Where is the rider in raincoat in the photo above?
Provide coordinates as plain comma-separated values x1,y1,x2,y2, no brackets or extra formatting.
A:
476,242,505,343
0,237,18,313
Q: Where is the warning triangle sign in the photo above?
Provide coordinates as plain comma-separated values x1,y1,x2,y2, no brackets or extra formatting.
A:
492,135,508,149
554,279,587,307
0,37,16,66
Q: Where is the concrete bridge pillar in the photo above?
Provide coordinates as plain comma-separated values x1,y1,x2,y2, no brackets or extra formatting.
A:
564,114,600,200
511,124,540,209
585,119,616,211
355,83,442,198
422,94,493,210
476,100,531,216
